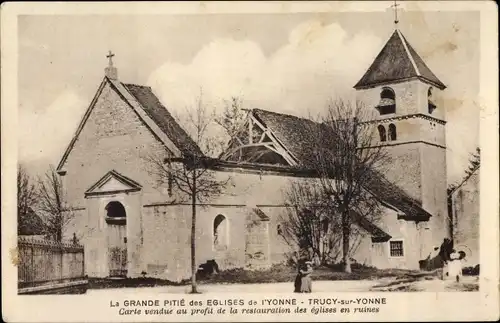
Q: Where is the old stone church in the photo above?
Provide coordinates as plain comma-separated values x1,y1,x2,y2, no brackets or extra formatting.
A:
58,28,452,281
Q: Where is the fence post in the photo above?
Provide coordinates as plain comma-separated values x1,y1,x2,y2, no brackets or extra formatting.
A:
82,247,85,278
30,245,34,287
60,244,63,281
18,238,87,290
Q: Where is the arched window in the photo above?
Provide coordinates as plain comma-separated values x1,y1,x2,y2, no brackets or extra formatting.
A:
388,123,397,141
377,87,396,115
381,88,395,100
428,87,437,114
213,214,228,250
378,125,387,142
105,201,126,224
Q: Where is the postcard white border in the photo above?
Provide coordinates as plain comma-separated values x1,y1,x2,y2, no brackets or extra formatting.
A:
1,1,498,322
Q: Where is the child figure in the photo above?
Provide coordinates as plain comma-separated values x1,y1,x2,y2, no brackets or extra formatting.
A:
448,250,463,282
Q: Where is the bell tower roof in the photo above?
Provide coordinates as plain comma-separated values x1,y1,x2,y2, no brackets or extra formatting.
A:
354,29,446,90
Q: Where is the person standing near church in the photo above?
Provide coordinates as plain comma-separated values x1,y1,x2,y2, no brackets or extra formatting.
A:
447,250,463,282
294,259,304,293
299,261,313,293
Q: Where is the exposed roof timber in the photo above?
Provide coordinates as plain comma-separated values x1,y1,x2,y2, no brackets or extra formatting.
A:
221,112,298,166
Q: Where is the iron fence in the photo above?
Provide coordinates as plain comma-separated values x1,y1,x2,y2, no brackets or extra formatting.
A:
18,236,85,289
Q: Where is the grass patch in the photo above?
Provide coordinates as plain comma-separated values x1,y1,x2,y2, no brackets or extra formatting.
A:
88,277,189,290
385,284,423,292
446,282,479,292
197,263,418,285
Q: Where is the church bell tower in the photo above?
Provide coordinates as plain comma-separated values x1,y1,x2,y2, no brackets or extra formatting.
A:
353,25,450,253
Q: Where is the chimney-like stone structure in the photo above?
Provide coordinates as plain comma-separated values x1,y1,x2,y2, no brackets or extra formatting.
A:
105,50,118,80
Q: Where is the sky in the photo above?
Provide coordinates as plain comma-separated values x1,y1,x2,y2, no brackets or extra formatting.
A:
17,8,480,185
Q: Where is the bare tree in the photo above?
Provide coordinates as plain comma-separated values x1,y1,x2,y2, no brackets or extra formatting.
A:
305,99,389,273
280,178,384,267
145,92,232,294
37,165,74,242
17,164,42,235
214,97,246,139
279,180,332,265
466,147,480,177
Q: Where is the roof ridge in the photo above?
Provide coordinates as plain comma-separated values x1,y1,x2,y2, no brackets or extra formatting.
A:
121,82,152,89
397,29,420,76
253,108,319,124
354,29,445,90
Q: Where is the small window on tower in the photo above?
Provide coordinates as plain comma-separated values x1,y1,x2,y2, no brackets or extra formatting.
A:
390,240,404,257
167,173,173,197
277,224,283,236
378,125,387,142
428,87,437,114
388,124,397,141
377,87,396,115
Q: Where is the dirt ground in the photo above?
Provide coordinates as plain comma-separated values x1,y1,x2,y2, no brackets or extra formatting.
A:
370,275,479,292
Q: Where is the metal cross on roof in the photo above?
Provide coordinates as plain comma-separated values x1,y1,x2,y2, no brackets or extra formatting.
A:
391,0,400,25
106,50,115,66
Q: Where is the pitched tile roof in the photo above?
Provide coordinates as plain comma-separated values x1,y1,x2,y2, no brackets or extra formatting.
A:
351,211,391,242
250,108,432,221
57,77,202,171
354,29,446,90
363,169,432,221
122,83,203,156
252,108,323,167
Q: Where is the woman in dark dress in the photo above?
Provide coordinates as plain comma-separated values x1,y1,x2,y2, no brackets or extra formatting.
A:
300,261,313,293
294,259,304,293
294,259,313,293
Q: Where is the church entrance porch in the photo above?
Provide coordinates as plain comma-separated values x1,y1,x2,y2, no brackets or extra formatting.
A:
83,170,144,279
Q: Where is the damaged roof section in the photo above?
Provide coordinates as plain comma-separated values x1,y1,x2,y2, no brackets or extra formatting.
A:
251,108,325,168
241,108,432,222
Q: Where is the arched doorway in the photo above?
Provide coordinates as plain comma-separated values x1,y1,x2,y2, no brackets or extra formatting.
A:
105,201,127,277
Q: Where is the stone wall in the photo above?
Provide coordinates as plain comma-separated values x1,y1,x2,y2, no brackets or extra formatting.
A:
451,169,480,267
61,80,170,208
58,78,437,279
244,212,270,270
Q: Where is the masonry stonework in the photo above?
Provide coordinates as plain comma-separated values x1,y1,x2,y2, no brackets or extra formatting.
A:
61,81,170,207
58,28,459,279
450,169,480,267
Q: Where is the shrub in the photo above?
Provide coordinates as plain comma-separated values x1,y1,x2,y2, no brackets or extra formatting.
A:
462,264,480,276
